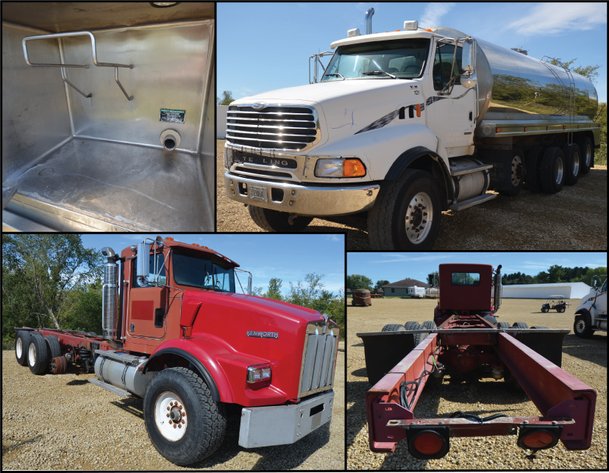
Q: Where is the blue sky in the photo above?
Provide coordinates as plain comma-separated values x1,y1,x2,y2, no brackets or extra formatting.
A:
218,2,607,102
348,252,607,284
80,234,345,295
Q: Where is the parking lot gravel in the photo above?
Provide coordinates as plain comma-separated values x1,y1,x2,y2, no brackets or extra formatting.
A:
217,140,607,250
346,298,607,470
2,342,345,470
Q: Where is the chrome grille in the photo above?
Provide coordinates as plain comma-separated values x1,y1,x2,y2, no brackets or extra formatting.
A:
226,105,318,151
299,322,339,398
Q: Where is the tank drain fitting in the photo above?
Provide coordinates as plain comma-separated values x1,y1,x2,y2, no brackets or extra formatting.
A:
160,129,181,151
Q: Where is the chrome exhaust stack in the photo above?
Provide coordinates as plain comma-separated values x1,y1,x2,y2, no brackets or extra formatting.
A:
101,247,118,339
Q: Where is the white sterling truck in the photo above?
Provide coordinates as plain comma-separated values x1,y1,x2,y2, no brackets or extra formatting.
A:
223,15,599,249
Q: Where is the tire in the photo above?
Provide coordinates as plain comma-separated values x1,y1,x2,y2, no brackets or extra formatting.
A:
511,322,528,329
490,149,525,196
248,206,312,232
381,324,406,332
404,321,422,345
497,321,510,330
556,306,566,313
577,136,594,175
563,144,580,186
539,147,565,194
27,332,51,375
574,314,594,338
541,305,549,313
44,335,62,358
524,146,543,192
15,331,32,366
144,367,226,466
368,170,441,250
420,320,437,341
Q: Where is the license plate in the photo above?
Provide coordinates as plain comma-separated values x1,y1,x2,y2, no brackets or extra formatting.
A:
249,185,267,202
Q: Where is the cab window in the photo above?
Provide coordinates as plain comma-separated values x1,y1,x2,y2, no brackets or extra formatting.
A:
433,42,462,91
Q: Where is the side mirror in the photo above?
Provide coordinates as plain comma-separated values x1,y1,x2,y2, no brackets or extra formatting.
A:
247,273,253,295
460,38,477,89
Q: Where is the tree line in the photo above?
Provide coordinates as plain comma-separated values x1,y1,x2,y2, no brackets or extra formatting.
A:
2,235,345,346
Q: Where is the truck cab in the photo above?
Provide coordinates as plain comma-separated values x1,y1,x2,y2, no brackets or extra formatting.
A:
574,277,607,337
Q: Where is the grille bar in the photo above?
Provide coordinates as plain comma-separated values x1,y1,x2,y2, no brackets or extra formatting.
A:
227,105,318,151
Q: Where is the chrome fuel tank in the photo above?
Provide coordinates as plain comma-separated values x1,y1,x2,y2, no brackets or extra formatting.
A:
475,38,598,120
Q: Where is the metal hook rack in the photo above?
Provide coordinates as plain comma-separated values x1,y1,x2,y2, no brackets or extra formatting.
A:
22,31,134,101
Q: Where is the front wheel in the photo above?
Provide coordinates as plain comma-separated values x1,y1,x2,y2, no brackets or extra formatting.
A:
574,314,594,338
368,170,441,250
248,206,313,232
144,367,226,466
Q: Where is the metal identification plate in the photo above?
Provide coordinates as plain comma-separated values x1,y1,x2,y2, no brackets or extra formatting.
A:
160,108,186,124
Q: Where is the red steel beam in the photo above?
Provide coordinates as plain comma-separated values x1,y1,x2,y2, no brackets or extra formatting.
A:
496,332,596,449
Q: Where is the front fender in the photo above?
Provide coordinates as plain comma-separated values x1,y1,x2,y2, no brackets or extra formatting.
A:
149,336,291,407
312,124,439,181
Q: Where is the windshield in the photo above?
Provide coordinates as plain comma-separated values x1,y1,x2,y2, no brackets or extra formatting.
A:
321,39,430,81
173,251,236,293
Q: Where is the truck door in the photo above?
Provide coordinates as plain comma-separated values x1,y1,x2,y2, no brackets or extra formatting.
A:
127,252,167,339
425,41,477,158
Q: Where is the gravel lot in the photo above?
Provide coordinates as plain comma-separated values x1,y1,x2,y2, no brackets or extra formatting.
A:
346,298,607,470
2,342,345,470
217,140,607,250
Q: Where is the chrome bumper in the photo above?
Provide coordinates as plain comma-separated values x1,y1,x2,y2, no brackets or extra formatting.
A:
238,390,334,448
224,172,379,216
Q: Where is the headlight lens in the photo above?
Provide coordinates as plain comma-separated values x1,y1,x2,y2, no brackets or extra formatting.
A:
314,158,366,178
246,363,272,389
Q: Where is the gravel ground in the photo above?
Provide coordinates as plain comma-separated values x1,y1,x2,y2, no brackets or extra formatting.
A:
217,140,607,250
346,298,607,470
2,342,345,470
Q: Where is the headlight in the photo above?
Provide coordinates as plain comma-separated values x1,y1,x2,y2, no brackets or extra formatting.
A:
314,157,367,178
246,363,272,389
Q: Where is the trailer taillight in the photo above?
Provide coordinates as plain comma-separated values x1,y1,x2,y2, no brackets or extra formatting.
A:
517,426,561,451
407,427,450,459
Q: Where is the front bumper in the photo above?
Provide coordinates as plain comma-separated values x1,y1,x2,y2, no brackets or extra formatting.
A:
224,173,379,216
238,390,334,448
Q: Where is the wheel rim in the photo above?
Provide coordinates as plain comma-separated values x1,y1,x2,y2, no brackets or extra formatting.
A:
404,192,433,244
16,338,23,359
575,320,586,333
554,157,564,185
28,343,37,367
572,151,580,176
155,391,188,441
584,143,592,167
511,154,523,186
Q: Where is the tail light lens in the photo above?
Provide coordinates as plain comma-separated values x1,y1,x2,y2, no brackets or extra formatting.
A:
407,427,450,459
246,363,272,389
517,426,561,450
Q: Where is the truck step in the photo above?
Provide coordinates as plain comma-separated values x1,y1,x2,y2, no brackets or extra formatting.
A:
89,377,131,398
451,192,497,211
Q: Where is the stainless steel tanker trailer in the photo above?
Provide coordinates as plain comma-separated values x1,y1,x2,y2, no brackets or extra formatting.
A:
224,14,600,249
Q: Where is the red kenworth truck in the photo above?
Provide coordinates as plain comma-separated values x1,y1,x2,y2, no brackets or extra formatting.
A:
14,236,339,465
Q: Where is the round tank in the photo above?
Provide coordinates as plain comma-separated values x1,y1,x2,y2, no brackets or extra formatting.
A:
433,27,598,120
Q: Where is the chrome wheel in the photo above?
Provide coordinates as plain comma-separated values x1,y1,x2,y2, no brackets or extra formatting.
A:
554,158,564,185
16,338,23,359
511,154,524,186
155,391,188,441
404,192,433,244
584,143,593,168
28,343,37,367
571,151,580,176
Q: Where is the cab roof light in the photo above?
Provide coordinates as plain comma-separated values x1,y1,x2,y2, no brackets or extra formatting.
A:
404,20,418,31
347,28,360,37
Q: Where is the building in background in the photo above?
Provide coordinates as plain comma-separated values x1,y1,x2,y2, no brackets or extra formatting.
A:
383,278,429,298
502,282,592,299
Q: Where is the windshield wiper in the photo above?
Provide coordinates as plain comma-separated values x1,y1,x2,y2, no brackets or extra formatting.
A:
323,72,345,80
362,70,397,79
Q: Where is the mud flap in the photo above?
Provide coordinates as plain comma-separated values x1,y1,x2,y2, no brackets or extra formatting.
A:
358,332,417,385
510,330,568,367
